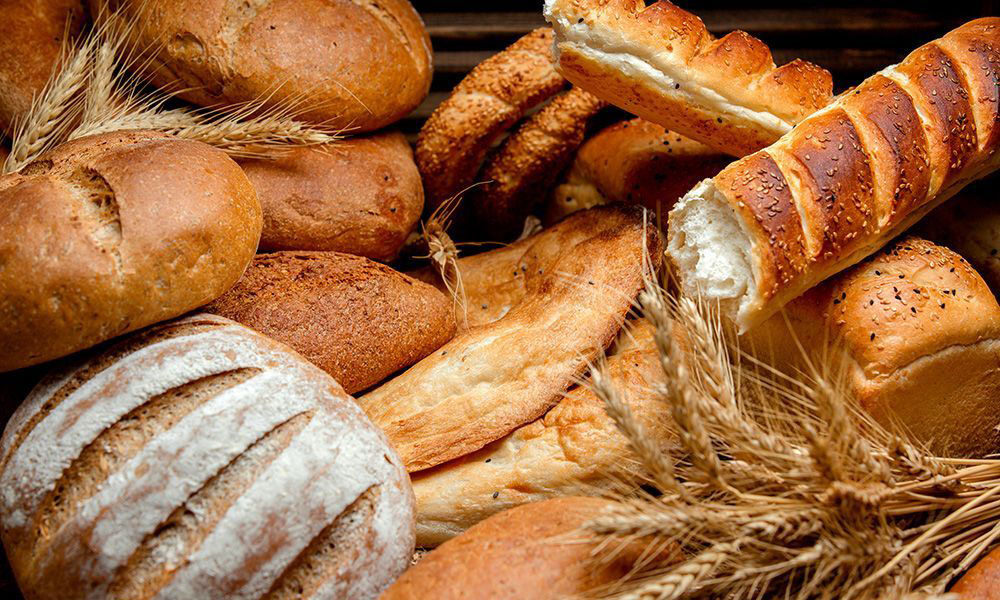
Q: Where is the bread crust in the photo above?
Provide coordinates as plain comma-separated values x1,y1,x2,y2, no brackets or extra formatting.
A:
204,251,457,395
0,0,84,135
360,206,662,472
238,132,423,261
0,131,261,372
93,0,432,132
544,0,833,156
0,314,415,600
952,545,1000,598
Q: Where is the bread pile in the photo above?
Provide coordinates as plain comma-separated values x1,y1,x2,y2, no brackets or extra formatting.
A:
1,0,1000,598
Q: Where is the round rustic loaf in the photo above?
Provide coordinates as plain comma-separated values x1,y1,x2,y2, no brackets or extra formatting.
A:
239,132,423,261
93,0,432,132
204,251,457,394
0,314,416,600
0,130,261,373
0,0,84,135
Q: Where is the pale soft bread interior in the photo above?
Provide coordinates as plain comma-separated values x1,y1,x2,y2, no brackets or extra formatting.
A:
668,179,756,321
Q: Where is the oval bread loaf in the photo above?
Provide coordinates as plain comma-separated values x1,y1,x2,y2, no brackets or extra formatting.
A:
0,130,262,372
204,251,457,395
239,132,424,261
94,0,432,132
0,314,416,600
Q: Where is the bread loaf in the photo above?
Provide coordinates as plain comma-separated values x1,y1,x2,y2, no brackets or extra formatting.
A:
0,314,415,600
747,237,1000,458
669,18,1000,332
0,0,84,135
951,545,1000,598
547,118,731,224
412,319,673,547
544,0,833,156
920,186,1000,298
361,205,662,472
0,130,261,372
204,251,457,395
93,0,432,132
383,497,673,600
238,132,423,261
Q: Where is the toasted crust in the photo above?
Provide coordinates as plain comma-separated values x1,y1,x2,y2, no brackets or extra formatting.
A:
416,28,565,211
411,320,673,547
238,132,423,261
544,0,832,156
548,118,731,224
360,206,662,472
0,131,261,372
952,545,1000,598
748,237,1000,457
94,0,432,132
469,87,606,240
203,252,456,395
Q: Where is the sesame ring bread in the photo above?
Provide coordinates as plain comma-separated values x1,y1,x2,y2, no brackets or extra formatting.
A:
411,319,674,547
468,86,606,240
360,205,662,472
0,130,261,372
748,237,1000,458
547,117,731,224
415,28,566,212
543,0,833,157
0,314,415,600
669,18,1000,332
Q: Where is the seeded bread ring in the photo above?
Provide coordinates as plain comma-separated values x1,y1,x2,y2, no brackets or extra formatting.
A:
469,86,606,240
415,28,566,212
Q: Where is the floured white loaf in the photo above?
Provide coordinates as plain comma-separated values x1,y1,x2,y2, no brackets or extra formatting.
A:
0,314,415,600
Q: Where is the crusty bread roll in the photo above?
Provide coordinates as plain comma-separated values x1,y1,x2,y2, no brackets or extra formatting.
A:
952,546,1000,598
0,314,415,600
239,132,423,261
0,0,84,135
920,187,1000,298
204,251,456,395
384,497,671,600
94,0,432,132
669,18,1000,332
412,319,673,547
0,130,261,373
547,118,731,224
747,237,1000,457
361,205,661,472
544,0,833,157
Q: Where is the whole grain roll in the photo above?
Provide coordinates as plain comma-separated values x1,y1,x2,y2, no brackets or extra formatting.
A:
204,251,457,394
0,0,84,135
239,132,423,261
952,545,1000,598
0,130,261,373
93,0,432,132
0,314,415,600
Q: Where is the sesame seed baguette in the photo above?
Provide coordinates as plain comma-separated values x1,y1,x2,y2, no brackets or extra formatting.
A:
543,0,833,157
669,18,1000,332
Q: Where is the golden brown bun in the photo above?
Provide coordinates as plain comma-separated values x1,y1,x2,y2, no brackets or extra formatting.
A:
548,118,731,224
360,205,662,472
94,0,432,132
0,0,84,135
0,131,261,372
921,187,1000,298
544,0,832,156
415,28,565,212
204,251,456,395
748,237,1000,457
238,132,423,261
411,319,674,547
383,497,672,600
0,314,415,600
952,546,1000,598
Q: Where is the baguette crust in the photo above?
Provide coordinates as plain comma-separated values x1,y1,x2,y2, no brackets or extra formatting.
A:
0,131,261,372
415,28,565,211
204,252,456,395
0,314,415,600
669,18,1000,331
360,206,662,472
544,0,833,156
